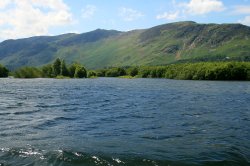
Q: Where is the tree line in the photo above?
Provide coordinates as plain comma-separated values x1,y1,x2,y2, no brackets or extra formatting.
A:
91,62,250,80
0,64,9,78
0,61,249,80
14,58,87,78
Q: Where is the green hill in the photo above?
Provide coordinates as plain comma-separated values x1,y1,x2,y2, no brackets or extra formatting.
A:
0,21,250,70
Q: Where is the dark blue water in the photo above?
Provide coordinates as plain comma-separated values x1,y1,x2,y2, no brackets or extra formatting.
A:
0,78,249,166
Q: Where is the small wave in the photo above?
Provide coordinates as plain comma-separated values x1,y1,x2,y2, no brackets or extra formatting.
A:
0,148,165,166
34,116,78,129
0,112,11,116
54,116,78,121
140,134,183,140
34,119,57,129
131,115,154,119
99,117,117,123
1,147,249,166
4,102,24,109
13,109,40,115
0,132,25,137
35,103,71,108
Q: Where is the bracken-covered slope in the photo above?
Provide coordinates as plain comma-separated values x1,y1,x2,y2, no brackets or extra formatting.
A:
0,21,250,70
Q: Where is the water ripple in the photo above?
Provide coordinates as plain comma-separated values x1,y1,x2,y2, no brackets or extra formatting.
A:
0,78,249,166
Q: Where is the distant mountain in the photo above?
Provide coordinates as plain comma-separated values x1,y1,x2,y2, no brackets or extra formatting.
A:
1,21,250,70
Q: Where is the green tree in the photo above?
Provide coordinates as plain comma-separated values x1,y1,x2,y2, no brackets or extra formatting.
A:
68,63,77,78
74,65,87,78
127,67,138,77
53,58,61,76
105,67,126,77
68,63,87,78
14,67,43,78
60,60,69,76
42,64,53,78
0,64,9,77
88,70,97,78
117,67,126,76
138,67,151,78
96,69,107,77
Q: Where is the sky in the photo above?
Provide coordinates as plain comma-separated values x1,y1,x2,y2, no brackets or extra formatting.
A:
0,0,250,41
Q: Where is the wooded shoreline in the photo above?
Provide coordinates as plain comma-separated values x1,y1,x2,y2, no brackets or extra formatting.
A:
1,61,250,81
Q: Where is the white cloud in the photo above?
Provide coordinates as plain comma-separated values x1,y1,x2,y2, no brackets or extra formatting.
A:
184,0,225,15
156,11,179,20
233,6,250,15
0,0,11,9
239,16,250,26
81,5,97,19
0,0,73,40
156,0,225,21
119,7,144,21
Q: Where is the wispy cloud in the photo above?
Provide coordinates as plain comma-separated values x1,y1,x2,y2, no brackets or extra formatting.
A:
231,6,250,26
0,0,73,40
183,0,225,15
157,0,225,21
239,16,250,26
81,5,97,19
233,6,250,15
156,11,180,20
119,7,144,21
0,0,10,9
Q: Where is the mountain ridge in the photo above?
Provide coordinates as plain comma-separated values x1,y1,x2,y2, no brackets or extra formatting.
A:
0,21,250,70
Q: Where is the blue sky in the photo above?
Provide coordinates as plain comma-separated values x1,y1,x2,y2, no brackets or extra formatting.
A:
0,0,250,40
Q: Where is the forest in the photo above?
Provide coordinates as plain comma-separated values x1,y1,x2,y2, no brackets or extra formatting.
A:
92,62,250,80
0,64,8,78
13,58,87,78
0,61,249,80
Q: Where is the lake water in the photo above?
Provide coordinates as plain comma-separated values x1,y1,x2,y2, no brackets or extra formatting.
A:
0,78,249,166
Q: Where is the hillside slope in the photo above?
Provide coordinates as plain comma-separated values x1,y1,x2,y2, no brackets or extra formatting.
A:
0,21,250,70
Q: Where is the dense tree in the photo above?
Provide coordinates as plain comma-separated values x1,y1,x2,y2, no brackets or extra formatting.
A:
60,60,69,76
138,67,151,78
94,62,250,80
105,67,126,77
96,69,107,77
127,67,138,77
68,64,77,78
88,70,97,78
68,63,87,78
163,62,250,80
74,64,87,78
10,61,250,80
0,64,9,77
13,59,88,79
42,64,54,78
117,67,126,76
14,67,43,78
53,58,61,76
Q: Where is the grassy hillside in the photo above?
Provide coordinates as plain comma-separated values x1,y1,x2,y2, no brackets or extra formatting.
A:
0,21,250,70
